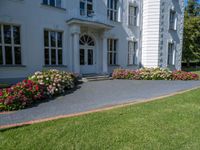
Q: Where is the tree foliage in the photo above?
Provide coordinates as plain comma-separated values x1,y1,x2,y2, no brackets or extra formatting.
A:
182,0,200,65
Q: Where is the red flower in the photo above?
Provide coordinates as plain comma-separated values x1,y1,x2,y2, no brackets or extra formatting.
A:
35,85,39,91
0,90,3,97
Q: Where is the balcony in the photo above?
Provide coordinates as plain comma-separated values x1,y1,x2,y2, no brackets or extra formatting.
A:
66,9,113,29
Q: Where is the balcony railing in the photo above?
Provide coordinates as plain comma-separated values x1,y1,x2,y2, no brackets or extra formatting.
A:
67,9,111,26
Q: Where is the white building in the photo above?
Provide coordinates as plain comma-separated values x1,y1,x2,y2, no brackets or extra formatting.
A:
0,0,184,82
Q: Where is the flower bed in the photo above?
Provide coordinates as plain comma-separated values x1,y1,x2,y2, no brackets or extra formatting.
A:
112,68,199,81
172,70,199,80
0,69,78,111
29,69,77,97
0,80,45,111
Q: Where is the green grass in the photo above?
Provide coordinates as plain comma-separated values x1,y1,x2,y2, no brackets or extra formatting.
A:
1,89,200,150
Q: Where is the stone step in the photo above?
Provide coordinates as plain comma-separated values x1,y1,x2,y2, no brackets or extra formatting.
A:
81,74,112,82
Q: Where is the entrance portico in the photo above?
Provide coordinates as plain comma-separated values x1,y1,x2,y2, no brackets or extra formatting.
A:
68,19,113,75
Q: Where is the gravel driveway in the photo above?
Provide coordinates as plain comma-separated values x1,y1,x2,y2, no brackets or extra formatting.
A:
1,80,200,127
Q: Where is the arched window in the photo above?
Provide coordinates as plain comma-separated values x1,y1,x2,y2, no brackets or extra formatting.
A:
79,35,95,46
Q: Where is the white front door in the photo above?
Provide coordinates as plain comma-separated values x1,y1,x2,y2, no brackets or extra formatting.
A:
80,46,96,74
79,34,96,74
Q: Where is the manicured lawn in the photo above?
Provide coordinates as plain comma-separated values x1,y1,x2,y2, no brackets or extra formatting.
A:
1,88,200,150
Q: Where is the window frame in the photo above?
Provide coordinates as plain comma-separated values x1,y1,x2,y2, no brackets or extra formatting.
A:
169,10,177,30
107,0,118,22
80,0,94,17
42,0,62,8
0,24,22,66
107,39,117,65
129,5,138,26
128,41,137,65
44,30,63,66
167,42,176,66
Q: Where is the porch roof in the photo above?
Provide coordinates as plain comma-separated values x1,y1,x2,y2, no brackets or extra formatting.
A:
66,18,113,30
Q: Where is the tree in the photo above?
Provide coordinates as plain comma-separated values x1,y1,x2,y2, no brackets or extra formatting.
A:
182,0,200,66
187,0,200,16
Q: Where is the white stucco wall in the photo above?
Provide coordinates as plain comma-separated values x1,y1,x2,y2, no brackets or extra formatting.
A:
0,0,184,82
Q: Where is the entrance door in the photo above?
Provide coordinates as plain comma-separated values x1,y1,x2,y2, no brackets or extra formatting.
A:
80,47,95,74
79,34,96,74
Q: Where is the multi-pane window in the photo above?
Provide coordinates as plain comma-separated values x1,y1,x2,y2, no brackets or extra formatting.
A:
169,10,176,30
107,39,117,65
107,0,118,21
44,30,63,65
80,0,94,17
43,0,61,8
0,24,21,65
168,43,175,65
128,41,137,65
129,5,138,26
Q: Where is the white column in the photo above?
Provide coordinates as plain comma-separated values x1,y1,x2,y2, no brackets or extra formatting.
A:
73,33,80,74
102,36,108,74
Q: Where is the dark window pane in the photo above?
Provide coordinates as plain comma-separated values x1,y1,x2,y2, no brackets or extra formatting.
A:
0,25,1,44
88,49,93,65
114,0,117,10
114,40,117,51
110,10,113,20
51,49,56,65
109,53,112,65
110,40,113,51
14,47,21,64
57,32,62,48
44,31,49,47
50,0,55,6
80,2,85,15
13,26,20,45
0,46,3,64
5,46,12,64
43,0,48,4
114,53,116,65
45,48,49,65
87,4,93,16
58,50,62,65
50,32,56,47
4,25,11,44
80,49,85,65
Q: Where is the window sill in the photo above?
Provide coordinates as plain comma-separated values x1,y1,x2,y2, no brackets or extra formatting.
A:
43,65,67,68
0,65,26,68
41,3,66,11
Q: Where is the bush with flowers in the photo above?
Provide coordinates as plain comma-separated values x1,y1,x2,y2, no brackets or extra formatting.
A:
29,69,77,96
113,68,172,80
112,68,199,81
0,80,45,111
172,70,199,80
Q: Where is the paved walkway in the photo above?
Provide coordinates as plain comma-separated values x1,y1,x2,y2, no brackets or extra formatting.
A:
1,80,200,127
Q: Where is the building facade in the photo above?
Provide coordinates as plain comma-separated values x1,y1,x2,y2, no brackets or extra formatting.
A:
0,0,184,81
